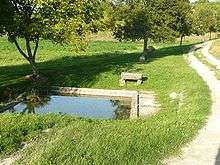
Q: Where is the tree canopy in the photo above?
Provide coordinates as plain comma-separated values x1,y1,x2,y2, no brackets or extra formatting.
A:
192,1,218,38
111,0,220,51
112,0,193,53
0,0,104,78
171,0,192,45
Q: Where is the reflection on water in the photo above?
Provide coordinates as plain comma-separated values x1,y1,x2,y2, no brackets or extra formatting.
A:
111,100,131,120
3,95,131,120
21,93,50,114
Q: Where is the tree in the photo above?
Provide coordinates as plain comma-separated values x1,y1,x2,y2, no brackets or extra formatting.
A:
97,0,116,31
171,0,192,46
0,0,104,79
192,1,218,39
212,2,220,34
113,0,178,54
216,6,220,33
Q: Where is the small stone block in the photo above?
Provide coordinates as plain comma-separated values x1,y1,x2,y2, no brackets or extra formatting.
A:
119,79,126,86
137,80,142,85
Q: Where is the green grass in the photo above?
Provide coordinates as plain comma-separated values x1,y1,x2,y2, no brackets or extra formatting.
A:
0,114,78,158
210,40,220,59
0,37,211,164
216,70,220,80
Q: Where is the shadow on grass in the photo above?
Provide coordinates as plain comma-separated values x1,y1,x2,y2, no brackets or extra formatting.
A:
0,43,192,100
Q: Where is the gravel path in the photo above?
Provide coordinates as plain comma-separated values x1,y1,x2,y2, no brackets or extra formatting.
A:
202,41,220,69
165,43,220,165
0,156,18,165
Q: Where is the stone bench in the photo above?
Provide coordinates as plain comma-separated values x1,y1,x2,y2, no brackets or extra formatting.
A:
120,72,143,86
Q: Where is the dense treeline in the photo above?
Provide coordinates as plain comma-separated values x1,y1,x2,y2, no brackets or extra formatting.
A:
192,0,220,39
0,0,220,76
104,0,220,51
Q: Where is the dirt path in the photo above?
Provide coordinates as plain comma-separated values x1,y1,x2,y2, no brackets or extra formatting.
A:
202,41,220,69
165,44,220,165
0,156,18,165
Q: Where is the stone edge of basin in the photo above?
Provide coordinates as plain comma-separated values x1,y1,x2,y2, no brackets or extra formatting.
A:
51,86,159,119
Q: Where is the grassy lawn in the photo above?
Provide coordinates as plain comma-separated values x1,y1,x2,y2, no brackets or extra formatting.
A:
210,40,220,59
0,37,211,164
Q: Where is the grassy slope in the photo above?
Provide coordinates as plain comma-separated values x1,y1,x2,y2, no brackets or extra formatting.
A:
210,40,220,59
0,114,78,158
0,37,211,164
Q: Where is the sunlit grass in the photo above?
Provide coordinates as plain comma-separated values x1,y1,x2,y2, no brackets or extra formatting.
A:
0,37,211,164
210,39,220,59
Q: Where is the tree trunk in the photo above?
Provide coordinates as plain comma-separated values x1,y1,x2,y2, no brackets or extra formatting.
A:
143,36,148,54
210,31,212,40
25,37,40,79
29,58,39,79
14,37,40,80
180,34,184,46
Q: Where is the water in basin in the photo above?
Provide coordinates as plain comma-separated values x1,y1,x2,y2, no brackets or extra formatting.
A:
4,95,131,120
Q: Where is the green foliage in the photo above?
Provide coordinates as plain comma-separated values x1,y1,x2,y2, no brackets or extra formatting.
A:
213,2,220,32
192,1,219,36
171,0,192,45
0,0,104,47
111,0,220,46
113,1,177,42
0,0,105,76
96,0,116,31
112,0,195,52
